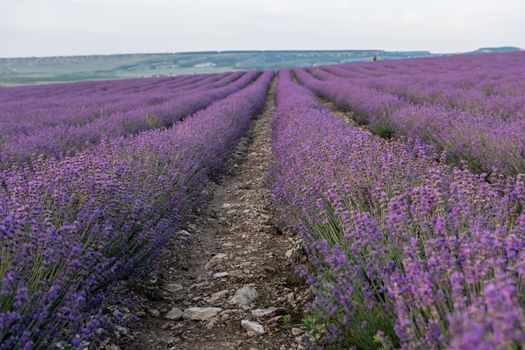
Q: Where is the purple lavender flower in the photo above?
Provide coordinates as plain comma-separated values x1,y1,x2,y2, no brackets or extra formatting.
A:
270,64,525,349
0,71,273,348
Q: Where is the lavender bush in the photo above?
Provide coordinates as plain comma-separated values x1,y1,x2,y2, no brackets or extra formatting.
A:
0,72,236,137
2,50,525,350
0,71,256,168
0,71,273,349
295,52,525,175
270,69,525,349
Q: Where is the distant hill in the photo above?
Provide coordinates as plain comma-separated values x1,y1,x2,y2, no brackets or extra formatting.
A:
0,47,520,86
470,46,522,54
0,50,431,86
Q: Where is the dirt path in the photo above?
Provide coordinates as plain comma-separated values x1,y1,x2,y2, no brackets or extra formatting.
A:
118,81,308,350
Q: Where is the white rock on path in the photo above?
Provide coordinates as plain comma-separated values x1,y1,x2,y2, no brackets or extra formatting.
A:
205,317,219,330
182,307,222,321
291,327,303,336
213,272,229,278
165,307,183,321
207,290,230,305
251,307,278,318
229,286,259,308
211,253,227,261
178,229,191,236
241,320,266,335
164,283,183,293
149,308,160,317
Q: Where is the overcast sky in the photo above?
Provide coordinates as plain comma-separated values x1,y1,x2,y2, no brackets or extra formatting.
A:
1,0,524,57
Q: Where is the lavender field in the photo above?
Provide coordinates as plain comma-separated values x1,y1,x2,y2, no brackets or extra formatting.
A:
1,52,525,349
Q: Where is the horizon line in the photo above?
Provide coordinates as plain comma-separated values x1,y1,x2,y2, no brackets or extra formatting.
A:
1,46,522,60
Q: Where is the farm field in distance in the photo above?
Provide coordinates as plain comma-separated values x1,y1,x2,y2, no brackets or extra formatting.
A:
0,47,518,86
0,50,435,86
1,50,525,350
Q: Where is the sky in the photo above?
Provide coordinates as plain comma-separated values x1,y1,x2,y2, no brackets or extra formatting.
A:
1,0,524,57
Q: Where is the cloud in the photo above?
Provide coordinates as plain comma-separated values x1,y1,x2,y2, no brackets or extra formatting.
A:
0,0,523,57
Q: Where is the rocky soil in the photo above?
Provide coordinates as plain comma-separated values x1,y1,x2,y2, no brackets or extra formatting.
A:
116,82,310,350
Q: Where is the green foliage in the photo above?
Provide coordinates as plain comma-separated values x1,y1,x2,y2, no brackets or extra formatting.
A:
303,315,324,343
144,115,163,129
282,314,293,329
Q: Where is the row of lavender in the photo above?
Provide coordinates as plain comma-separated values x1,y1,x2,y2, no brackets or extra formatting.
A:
318,52,525,117
0,71,258,168
317,55,525,121
0,72,227,135
0,71,273,349
270,69,525,349
295,52,525,175
0,74,194,103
